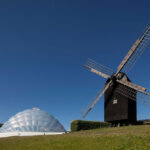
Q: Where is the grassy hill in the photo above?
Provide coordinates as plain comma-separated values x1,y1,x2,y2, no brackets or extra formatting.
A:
0,125,150,150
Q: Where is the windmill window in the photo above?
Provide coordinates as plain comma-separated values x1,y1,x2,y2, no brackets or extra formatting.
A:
113,99,118,104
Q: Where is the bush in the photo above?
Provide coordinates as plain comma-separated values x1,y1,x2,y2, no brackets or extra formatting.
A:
0,124,3,128
70,120,111,131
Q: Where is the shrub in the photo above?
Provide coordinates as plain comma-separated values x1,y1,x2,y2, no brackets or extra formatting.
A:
70,120,111,131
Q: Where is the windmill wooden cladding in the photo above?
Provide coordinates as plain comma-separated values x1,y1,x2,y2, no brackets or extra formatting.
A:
104,77,137,124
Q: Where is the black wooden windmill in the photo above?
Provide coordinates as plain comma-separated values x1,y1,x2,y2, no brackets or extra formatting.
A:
83,26,150,125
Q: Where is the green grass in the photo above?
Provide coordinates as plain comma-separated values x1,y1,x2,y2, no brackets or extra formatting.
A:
1,125,150,150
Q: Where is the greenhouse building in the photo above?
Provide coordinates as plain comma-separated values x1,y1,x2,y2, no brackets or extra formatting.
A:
0,108,66,137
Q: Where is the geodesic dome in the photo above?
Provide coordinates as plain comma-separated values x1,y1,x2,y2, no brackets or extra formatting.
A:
0,108,66,132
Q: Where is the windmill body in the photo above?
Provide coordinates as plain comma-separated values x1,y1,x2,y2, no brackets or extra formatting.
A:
82,26,150,124
104,73,136,124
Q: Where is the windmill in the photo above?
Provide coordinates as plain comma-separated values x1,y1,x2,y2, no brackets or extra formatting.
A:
83,26,150,125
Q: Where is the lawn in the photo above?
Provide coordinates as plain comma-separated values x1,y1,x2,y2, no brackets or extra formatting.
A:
0,125,150,150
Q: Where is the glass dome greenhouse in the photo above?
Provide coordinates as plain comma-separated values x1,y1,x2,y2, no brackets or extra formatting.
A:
0,108,66,133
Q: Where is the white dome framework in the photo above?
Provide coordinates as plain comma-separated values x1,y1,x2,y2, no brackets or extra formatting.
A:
0,108,66,133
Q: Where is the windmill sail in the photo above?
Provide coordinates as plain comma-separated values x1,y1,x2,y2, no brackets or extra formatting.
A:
116,79,147,95
82,81,112,118
81,86,104,117
84,59,114,79
117,27,150,74
115,83,150,107
122,28,150,73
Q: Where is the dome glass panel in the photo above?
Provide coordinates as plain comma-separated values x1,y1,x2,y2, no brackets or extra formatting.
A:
0,108,66,132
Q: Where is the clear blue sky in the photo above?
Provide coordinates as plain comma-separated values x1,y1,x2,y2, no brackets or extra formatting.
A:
0,0,150,130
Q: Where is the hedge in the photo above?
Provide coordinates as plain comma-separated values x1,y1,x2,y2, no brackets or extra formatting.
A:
70,120,111,131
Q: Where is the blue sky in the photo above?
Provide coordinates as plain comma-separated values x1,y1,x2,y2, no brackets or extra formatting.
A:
0,0,150,130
